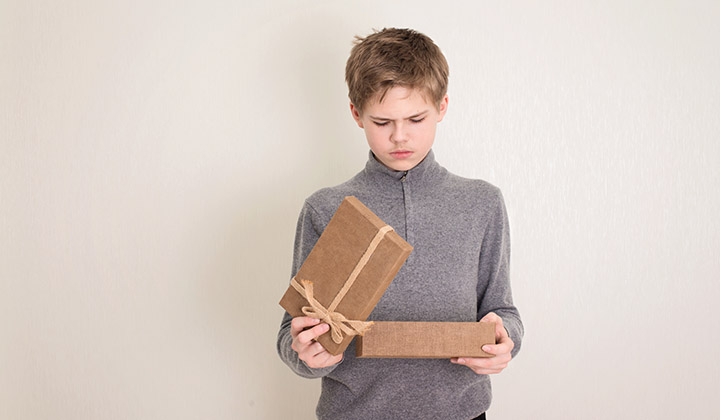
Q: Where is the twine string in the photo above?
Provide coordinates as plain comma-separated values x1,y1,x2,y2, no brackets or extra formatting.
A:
291,225,393,344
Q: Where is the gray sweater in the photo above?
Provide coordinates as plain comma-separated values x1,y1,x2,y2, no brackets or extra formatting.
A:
277,150,523,420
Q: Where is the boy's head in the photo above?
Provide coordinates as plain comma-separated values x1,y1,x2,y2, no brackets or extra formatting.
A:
345,28,449,115
346,28,450,171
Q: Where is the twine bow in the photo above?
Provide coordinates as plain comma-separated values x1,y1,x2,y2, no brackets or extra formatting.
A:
291,278,373,343
291,225,393,344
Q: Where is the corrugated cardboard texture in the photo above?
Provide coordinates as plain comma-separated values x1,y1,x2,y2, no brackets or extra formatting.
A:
356,321,496,358
279,196,413,355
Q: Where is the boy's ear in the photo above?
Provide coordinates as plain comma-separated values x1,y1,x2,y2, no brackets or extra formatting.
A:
350,102,364,128
436,94,449,122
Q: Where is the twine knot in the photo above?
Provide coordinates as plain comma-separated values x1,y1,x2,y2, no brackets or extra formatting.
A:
290,224,393,344
291,278,373,343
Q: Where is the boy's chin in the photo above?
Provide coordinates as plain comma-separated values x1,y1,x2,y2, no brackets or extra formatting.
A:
379,158,419,172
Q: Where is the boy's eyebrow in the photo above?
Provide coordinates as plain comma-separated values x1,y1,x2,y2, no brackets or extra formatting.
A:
369,110,430,121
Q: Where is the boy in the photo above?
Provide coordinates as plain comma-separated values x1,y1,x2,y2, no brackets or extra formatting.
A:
277,28,523,420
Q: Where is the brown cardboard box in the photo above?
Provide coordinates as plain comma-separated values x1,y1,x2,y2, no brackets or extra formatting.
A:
279,196,413,356
356,321,496,358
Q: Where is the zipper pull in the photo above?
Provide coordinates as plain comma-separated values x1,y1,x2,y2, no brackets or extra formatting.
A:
400,172,407,182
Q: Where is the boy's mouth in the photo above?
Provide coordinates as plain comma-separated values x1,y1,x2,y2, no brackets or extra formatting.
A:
390,150,413,159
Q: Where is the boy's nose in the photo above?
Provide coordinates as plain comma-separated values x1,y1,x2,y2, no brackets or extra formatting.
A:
390,123,408,143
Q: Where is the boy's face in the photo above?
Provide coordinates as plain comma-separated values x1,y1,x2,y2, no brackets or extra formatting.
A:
351,86,448,172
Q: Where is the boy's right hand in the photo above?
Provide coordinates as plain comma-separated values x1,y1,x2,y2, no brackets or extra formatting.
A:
290,317,343,369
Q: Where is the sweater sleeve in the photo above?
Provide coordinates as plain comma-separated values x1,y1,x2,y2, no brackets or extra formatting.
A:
477,190,524,358
276,201,342,378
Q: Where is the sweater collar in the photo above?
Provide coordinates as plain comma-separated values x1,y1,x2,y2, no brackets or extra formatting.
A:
364,149,443,184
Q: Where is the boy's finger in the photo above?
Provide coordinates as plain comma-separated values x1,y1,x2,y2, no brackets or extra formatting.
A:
321,352,343,367
481,344,499,356
479,312,500,323
455,357,508,375
296,323,330,345
482,340,512,356
308,341,327,358
495,323,509,341
307,349,343,369
290,317,320,336
479,313,507,339
451,357,490,369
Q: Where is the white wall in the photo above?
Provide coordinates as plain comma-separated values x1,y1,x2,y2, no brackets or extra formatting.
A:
2,1,719,419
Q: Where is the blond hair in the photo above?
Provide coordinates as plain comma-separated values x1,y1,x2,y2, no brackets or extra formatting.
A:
345,28,449,114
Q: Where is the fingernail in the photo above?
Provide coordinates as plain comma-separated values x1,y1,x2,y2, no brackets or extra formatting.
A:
457,358,465,363
482,346,490,352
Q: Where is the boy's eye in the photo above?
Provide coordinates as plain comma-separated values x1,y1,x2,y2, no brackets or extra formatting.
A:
373,121,389,127
410,118,425,123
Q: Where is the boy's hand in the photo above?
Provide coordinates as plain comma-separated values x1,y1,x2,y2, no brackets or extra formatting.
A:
450,312,514,375
290,317,343,369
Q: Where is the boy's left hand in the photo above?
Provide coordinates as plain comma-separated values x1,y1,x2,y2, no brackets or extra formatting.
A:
450,312,514,375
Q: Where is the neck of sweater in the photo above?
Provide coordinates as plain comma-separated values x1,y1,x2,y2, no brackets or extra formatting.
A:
363,149,443,188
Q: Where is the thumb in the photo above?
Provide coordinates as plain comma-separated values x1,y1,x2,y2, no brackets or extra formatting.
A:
480,312,506,341
479,311,500,323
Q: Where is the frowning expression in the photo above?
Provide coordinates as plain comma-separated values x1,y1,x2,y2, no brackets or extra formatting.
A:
351,86,448,171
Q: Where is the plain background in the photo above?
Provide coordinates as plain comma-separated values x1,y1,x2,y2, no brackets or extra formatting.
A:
2,1,719,419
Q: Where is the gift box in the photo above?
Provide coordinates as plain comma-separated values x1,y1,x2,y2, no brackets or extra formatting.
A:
279,196,413,356
355,321,496,358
